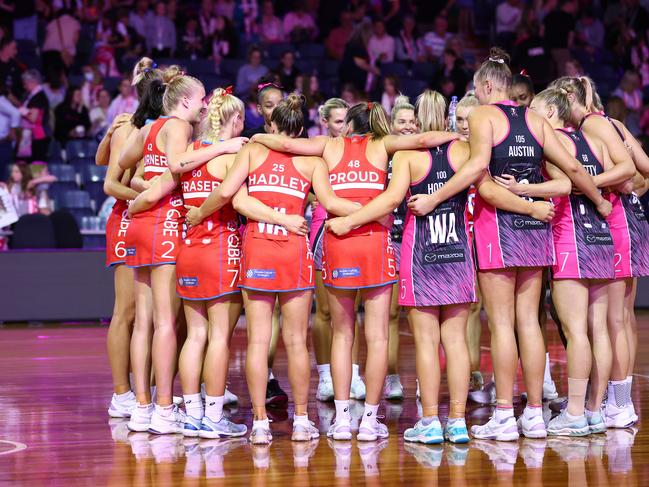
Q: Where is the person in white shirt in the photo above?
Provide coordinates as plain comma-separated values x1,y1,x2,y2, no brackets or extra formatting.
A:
495,0,522,50
106,78,138,125
0,85,20,180
368,19,396,65
421,15,451,61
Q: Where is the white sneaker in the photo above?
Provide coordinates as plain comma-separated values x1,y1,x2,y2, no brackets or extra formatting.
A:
127,403,154,432
316,375,335,402
604,403,636,429
250,422,273,445
108,391,137,418
327,418,353,440
468,381,496,405
543,381,559,401
350,375,366,400
471,416,519,442
292,420,320,442
383,374,404,400
626,402,638,424
517,413,547,439
224,387,238,406
149,405,184,435
357,418,389,442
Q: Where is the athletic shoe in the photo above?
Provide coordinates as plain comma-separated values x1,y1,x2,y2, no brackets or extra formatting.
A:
357,418,389,442
626,402,638,424
472,440,519,472
316,375,335,402
266,379,288,407
444,419,470,444
292,420,320,442
543,381,559,401
517,413,547,439
350,375,366,400
127,403,154,432
445,444,470,466
292,439,320,468
358,439,388,476
586,409,607,434
224,387,238,406
148,405,184,435
404,442,443,468
249,423,273,445
327,418,352,440
173,396,183,406
404,418,443,444
383,374,404,400
604,403,636,429
182,415,203,437
471,416,519,442
327,438,352,478
549,397,567,414
108,391,136,418
199,415,247,439
547,410,590,436
548,436,589,462
519,438,547,468
468,381,496,405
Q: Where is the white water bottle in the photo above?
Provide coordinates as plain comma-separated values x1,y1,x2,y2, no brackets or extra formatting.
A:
448,95,458,132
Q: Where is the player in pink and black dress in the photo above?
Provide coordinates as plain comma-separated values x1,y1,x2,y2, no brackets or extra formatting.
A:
552,77,643,429
410,49,610,442
328,89,555,444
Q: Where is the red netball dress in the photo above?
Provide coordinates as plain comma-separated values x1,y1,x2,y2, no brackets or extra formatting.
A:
239,148,314,292
105,199,131,267
323,135,397,289
125,117,186,267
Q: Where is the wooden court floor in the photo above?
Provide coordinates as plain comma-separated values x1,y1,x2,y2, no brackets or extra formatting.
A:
1,312,648,486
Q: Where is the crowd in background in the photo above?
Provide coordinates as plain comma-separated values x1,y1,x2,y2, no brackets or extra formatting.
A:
1,0,649,237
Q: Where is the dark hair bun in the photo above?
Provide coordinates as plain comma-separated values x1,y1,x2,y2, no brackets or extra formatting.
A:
285,93,305,111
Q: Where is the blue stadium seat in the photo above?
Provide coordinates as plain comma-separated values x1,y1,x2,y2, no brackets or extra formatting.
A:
104,77,122,94
400,79,429,99
16,39,37,56
70,156,96,175
81,165,107,184
48,181,79,204
48,164,77,183
298,43,325,60
85,181,108,211
48,139,64,163
413,63,437,81
188,59,216,75
320,60,340,78
66,140,98,160
265,43,294,60
381,62,409,78
58,189,93,210
296,59,315,74
221,59,245,77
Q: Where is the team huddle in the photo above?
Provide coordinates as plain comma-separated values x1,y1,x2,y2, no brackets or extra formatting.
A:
98,47,649,446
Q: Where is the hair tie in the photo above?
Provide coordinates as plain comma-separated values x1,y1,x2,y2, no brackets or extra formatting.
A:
489,57,505,64
367,102,373,110
520,69,529,77
223,85,233,96
257,81,282,92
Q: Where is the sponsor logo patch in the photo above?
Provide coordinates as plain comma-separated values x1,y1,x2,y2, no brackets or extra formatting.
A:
332,267,361,279
178,277,199,287
126,247,136,256
246,269,276,279
512,217,546,230
423,249,466,264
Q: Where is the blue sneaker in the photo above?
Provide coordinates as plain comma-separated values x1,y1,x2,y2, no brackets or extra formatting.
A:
547,410,590,437
199,415,247,439
183,415,203,437
586,409,606,434
404,418,443,444
444,419,470,443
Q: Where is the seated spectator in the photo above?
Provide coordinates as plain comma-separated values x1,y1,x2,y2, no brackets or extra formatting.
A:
421,15,451,62
326,11,354,61
277,51,300,92
368,19,395,65
576,8,604,52
564,58,584,77
236,46,269,97
381,75,400,114
54,86,91,145
42,8,81,72
29,163,57,215
258,0,285,44
613,71,643,114
211,15,238,64
0,38,24,105
396,14,421,64
145,1,177,58
95,17,125,78
89,88,112,138
0,163,38,217
283,3,318,43
0,80,20,180
440,48,469,98
438,76,456,99
512,19,555,89
495,0,523,52
106,77,138,125
215,0,236,19
80,65,105,110
340,83,360,106
631,37,649,88
130,0,154,40
19,70,50,163
42,70,67,111
179,17,205,60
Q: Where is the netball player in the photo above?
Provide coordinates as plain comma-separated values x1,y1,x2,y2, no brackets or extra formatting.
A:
310,98,367,403
102,58,165,418
551,76,647,428
185,93,370,444
118,74,246,434
510,72,535,108
327,90,554,444
406,49,611,441
252,102,460,441
498,87,619,435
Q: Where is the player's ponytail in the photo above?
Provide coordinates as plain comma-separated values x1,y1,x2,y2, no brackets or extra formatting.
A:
474,47,513,92
415,90,447,132
345,102,390,140
271,93,305,137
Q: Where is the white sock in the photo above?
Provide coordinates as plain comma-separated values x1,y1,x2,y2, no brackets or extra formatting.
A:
543,353,553,384
253,418,270,430
334,399,351,422
184,393,203,419
317,364,331,379
361,403,379,424
294,413,310,425
524,406,542,419
352,364,360,379
268,369,275,381
495,407,514,421
205,395,224,422
155,403,174,416
115,390,134,402
626,375,633,387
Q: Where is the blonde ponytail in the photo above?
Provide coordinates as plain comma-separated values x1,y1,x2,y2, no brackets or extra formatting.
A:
199,86,245,143
415,90,447,132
